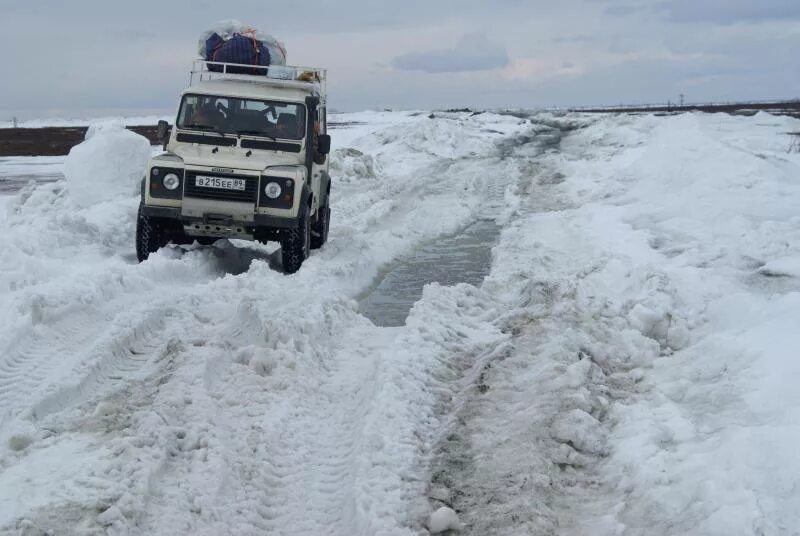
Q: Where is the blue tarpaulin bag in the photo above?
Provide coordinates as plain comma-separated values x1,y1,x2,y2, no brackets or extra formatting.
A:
205,33,272,75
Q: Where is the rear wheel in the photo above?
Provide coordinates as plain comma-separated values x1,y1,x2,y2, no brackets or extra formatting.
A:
310,205,330,250
136,207,173,262
281,209,310,273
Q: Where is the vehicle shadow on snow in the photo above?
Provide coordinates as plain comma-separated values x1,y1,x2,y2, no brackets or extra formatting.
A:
177,240,284,275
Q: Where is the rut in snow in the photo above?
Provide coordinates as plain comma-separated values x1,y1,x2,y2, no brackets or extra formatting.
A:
422,118,609,535
358,119,569,328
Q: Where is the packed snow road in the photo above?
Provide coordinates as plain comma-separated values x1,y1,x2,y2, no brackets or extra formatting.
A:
0,157,64,194
1,110,800,535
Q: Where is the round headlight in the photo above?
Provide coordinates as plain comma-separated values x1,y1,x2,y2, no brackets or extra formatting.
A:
162,173,180,191
264,182,281,199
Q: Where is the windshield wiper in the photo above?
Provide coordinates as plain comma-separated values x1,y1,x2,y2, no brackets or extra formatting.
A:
235,129,277,141
182,124,229,138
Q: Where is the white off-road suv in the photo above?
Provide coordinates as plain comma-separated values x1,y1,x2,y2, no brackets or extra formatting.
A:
136,60,332,273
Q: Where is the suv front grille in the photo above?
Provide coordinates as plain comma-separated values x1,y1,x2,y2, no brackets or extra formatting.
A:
184,172,259,203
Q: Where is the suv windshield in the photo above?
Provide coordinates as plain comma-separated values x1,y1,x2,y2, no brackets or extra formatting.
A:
177,94,306,140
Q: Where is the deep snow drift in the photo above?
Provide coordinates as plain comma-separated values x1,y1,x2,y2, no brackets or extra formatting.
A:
0,110,799,535
63,121,152,208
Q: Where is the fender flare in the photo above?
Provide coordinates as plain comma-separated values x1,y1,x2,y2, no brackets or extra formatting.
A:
299,183,312,217
320,171,332,207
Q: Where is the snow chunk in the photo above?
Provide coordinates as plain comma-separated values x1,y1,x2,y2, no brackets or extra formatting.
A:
551,408,606,455
63,121,151,208
2,419,37,453
428,506,462,533
7,434,33,452
758,256,800,278
96,505,124,526
329,147,379,182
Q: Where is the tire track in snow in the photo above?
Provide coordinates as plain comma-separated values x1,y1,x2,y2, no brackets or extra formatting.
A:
117,292,369,535
0,249,250,425
29,306,183,420
250,326,384,535
422,117,604,534
0,295,140,420
233,293,508,536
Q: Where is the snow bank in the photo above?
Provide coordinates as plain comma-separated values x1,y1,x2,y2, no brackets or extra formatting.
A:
63,121,151,208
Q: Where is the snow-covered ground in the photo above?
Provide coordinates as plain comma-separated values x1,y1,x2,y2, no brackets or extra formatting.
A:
0,156,65,195
0,110,799,535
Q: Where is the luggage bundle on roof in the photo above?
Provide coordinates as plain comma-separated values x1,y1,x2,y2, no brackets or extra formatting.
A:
198,20,287,76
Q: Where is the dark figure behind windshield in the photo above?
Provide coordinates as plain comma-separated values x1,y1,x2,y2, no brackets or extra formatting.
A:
177,94,306,140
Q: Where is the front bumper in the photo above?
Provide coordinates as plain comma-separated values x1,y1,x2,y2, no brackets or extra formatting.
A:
141,205,180,219
140,204,300,232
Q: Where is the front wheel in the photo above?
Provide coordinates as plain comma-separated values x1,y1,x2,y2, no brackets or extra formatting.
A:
136,207,171,262
281,209,310,273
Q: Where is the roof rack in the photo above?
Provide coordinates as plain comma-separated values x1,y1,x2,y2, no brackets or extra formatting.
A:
189,59,327,98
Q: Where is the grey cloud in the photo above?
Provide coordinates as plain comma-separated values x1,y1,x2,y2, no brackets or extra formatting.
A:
551,34,604,45
602,0,800,24
391,34,510,73
603,4,645,17
658,0,800,23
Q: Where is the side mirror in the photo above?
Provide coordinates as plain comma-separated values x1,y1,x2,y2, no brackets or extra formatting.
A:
317,134,331,155
157,120,170,142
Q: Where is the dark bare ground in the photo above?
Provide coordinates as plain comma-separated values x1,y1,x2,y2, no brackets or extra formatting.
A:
0,122,364,157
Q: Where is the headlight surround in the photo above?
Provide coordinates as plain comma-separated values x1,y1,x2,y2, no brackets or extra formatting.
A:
264,182,282,199
149,166,184,200
162,173,180,191
259,176,294,209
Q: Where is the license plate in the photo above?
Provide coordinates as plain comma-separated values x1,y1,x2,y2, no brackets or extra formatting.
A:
194,175,246,191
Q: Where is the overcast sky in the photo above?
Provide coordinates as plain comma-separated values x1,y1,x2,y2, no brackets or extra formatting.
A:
2,0,799,119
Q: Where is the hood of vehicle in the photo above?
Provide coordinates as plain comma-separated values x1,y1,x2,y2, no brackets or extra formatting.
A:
171,139,305,172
